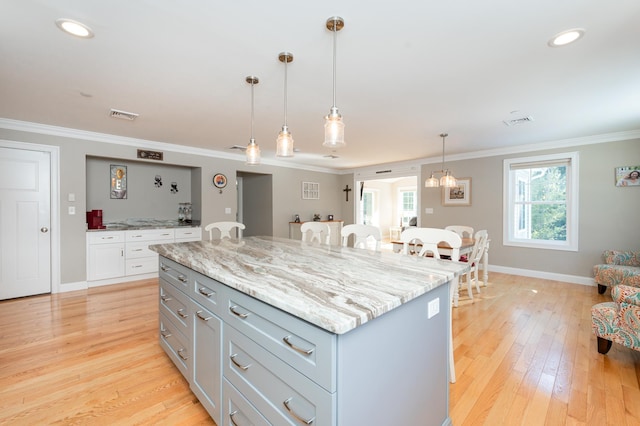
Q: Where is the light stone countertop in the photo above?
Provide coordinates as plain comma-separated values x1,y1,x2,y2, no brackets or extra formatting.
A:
150,236,470,334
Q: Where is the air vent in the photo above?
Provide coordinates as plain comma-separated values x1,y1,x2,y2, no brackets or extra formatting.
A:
228,145,246,150
110,109,139,121
324,154,339,159
503,116,534,126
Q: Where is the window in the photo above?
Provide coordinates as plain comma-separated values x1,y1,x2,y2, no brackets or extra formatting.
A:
399,189,417,226
360,189,379,226
503,152,578,251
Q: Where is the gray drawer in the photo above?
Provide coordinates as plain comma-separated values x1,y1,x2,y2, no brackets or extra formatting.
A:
191,273,224,317
224,325,335,426
222,285,336,392
159,257,190,293
223,379,270,426
160,281,190,331
160,313,190,378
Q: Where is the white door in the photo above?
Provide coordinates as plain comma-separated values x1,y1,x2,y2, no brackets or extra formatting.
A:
0,147,51,299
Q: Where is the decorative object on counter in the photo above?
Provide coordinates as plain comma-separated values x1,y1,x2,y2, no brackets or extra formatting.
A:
154,175,162,187
137,149,164,161
213,173,227,193
313,214,321,221
86,209,105,229
245,76,261,165
328,214,334,221
425,133,457,188
170,182,178,194
343,184,351,201
615,166,640,187
178,202,192,223
293,214,300,223
276,52,294,157
110,164,127,199
302,181,319,199
323,16,346,149
442,177,472,206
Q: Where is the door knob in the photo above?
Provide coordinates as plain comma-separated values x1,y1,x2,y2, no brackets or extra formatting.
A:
41,227,49,233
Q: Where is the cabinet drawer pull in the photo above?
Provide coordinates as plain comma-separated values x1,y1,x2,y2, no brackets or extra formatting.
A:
161,233,171,236
160,264,170,272
102,236,114,240
229,410,240,426
178,275,187,283
283,335,315,355
283,397,315,424
177,348,188,360
198,287,214,297
196,310,212,321
229,305,249,319
177,308,188,318
161,296,172,302
160,330,172,338
132,248,143,252
230,354,251,371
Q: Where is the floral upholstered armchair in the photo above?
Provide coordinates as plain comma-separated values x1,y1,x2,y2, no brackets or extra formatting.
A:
591,285,640,354
593,250,640,294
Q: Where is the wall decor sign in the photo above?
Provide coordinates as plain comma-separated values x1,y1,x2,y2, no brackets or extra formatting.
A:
302,182,320,200
137,149,164,161
615,166,640,187
442,177,471,206
110,165,127,199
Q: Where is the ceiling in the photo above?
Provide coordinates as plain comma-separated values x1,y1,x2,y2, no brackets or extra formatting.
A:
2,1,639,170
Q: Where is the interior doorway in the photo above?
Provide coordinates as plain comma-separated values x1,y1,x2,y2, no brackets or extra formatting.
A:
236,171,273,237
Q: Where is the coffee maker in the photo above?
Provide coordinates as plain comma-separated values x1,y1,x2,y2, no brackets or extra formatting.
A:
86,210,105,229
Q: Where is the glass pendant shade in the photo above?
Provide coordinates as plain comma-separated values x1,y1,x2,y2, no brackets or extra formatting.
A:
440,171,457,187
276,125,294,157
323,107,345,148
246,139,260,165
424,174,439,188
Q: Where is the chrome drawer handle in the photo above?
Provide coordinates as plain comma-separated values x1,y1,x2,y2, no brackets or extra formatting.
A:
161,296,172,302
177,308,188,318
229,410,240,426
160,330,172,338
196,310,212,321
177,348,188,360
198,287,214,297
178,275,187,283
229,305,249,319
283,335,315,355
160,264,170,272
133,248,143,252
283,397,315,424
230,354,252,371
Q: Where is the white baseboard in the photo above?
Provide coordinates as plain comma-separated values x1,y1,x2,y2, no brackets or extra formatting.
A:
488,265,595,286
57,281,88,293
57,272,159,293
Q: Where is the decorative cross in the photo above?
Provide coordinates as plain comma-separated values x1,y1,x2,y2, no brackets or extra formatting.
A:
343,185,352,201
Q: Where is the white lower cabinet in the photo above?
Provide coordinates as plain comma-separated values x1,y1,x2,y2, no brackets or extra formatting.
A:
86,232,125,281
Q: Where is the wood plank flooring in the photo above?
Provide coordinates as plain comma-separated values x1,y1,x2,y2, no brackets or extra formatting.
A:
0,273,638,425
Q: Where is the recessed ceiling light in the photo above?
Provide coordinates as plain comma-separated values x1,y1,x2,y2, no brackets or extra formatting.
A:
548,28,584,47
55,18,94,38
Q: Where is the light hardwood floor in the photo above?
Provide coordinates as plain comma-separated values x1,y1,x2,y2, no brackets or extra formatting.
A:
0,274,638,425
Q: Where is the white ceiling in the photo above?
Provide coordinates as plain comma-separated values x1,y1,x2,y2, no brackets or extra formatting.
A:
1,1,639,170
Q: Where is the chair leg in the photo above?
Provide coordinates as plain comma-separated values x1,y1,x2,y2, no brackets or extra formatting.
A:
597,337,612,354
597,284,607,294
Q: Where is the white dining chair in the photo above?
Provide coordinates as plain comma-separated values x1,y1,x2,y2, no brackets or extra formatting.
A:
204,221,245,240
445,225,475,240
300,222,330,245
341,224,382,251
399,227,461,384
460,229,489,296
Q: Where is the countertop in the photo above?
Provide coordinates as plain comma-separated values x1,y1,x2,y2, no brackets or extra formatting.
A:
150,236,469,334
87,219,201,232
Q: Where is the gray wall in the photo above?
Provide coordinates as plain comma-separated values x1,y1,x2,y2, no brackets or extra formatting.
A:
420,138,640,280
0,128,343,285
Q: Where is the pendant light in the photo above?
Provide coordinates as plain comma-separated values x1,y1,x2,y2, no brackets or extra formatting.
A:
245,76,261,165
323,16,345,149
276,52,294,157
425,133,457,188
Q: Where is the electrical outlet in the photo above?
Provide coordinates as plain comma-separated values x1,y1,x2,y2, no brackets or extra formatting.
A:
425,207,434,214
68,206,76,215
428,298,440,319
225,207,232,214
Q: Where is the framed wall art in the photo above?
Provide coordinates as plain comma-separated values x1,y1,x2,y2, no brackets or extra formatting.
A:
302,182,320,200
110,165,127,199
442,177,471,206
615,166,640,187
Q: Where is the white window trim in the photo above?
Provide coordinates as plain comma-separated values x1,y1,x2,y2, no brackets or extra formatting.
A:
503,151,579,251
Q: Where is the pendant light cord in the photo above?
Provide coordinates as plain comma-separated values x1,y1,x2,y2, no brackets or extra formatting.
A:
441,134,446,171
332,21,337,109
250,80,255,140
284,57,288,127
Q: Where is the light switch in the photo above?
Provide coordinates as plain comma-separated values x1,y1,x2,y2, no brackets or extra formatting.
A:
425,207,434,214
68,206,76,215
68,193,75,202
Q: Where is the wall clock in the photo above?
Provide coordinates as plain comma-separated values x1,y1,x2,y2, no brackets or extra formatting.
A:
213,173,227,189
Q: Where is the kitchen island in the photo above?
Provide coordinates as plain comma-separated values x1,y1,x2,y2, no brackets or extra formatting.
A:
151,236,468,425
